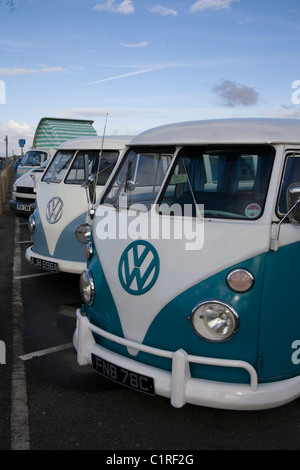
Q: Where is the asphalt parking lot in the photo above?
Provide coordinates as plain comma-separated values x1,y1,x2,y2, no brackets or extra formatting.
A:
1,175,300,453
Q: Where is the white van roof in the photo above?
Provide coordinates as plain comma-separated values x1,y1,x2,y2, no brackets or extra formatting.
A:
58,135,133,150
130,118,300,146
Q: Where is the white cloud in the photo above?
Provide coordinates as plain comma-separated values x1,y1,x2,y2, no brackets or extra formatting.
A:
190,0,239,12
57,108,123,117
0,66,67,77
120,41,148,48
2,120,34,137
94,0,134,14
149,6,178,16
0,120,35,155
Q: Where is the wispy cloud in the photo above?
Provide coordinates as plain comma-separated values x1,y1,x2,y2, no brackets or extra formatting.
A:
212,79,259,107
191,0,239,12
94,0,134,14
149,6,178,16
86,63,177,85
120,41,148,48
57,108,124,118
0,65,67,77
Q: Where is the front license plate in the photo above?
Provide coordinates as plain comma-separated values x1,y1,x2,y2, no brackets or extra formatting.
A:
30,257,58,272
17,204,31,211
91,353,155,396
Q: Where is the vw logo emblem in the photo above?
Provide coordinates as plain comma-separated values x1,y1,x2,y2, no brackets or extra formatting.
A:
46,197,63,224
118,241,160,295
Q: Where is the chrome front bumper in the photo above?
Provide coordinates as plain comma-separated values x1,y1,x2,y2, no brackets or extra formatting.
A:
73,309,300,410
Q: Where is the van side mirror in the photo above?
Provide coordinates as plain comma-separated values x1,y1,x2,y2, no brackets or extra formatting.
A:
87,174,95,203
287,184,300,224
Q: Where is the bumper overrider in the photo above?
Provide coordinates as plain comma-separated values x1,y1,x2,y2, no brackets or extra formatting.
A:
73,309,300,410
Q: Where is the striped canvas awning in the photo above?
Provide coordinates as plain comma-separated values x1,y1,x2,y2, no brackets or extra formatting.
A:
32,117,98,149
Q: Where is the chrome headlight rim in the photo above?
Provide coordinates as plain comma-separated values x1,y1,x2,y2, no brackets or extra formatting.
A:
80,268,95,306
190,299,239,343
28,214,35,235
75,223,91,244
85,241,94,260
226,268,255,293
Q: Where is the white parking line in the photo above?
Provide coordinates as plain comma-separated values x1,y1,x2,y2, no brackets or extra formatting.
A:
11,217,30,450
19,343,73,361
14,272,57,280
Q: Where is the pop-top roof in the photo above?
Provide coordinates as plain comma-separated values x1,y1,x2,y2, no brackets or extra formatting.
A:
32,117,98,149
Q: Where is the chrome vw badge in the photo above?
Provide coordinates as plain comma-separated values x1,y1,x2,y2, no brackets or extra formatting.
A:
118,241,160,295
46,197,63,224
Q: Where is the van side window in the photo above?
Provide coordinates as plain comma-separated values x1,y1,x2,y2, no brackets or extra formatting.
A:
278,155,300,215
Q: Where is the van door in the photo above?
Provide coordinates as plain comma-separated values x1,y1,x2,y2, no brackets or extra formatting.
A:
258,152,300,382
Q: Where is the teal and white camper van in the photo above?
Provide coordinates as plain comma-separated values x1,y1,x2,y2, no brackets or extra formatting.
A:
26,135,131,274
74,118,300,410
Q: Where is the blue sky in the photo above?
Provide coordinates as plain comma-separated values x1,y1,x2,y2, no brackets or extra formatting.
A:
1,0,300,155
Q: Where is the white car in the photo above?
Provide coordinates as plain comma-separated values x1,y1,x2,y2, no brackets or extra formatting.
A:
9,158,51,217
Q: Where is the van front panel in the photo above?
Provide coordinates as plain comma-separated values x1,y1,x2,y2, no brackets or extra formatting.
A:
75,124,300,409
84,143,277,385
27,145,124,273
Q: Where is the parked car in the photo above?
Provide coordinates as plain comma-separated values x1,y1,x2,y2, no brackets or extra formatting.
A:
9,157,51,217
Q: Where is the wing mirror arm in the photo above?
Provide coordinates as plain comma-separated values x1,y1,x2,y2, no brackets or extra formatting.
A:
270,184,300,251
82,174,97,219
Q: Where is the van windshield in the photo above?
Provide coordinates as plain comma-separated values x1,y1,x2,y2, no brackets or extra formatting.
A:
65,150,119,185
21,150,47,167
42,151,75,183
159,145,275,219
42,149,120,185
101,147,174,210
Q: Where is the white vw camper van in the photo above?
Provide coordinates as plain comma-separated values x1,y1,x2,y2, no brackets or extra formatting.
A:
26,135,131,274
74,119,300,410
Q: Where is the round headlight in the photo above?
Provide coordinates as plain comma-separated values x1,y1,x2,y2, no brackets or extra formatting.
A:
80,268,95,305
75,223,91,243
28,214,35,235
190,300,239,342
226,269,254,293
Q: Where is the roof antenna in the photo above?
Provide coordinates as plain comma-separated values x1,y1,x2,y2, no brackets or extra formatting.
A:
89,113,108,219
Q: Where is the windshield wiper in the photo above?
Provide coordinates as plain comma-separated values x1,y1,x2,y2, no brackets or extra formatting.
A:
181,160,203,220
112,160,133,209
